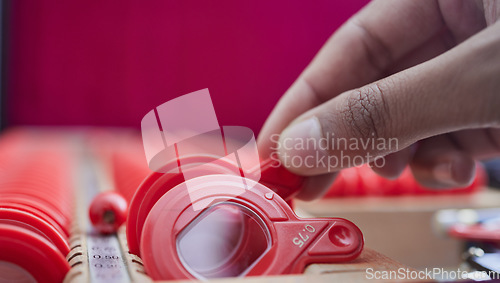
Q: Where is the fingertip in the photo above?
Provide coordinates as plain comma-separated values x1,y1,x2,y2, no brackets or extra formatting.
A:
431,155,475,187
277,117,332,176
295,173,338,201
369,148,413,179
412,153,476,188
449,155,476,186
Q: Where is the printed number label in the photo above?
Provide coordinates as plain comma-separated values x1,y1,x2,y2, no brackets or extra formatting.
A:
292,224,316,248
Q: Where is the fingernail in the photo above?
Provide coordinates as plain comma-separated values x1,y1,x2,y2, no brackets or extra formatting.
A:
432,161,457,186
278,117,330,175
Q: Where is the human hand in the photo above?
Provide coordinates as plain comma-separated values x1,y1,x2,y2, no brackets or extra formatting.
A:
257,0,500,200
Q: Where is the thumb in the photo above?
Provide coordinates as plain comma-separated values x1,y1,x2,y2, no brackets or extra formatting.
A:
276,22,500,175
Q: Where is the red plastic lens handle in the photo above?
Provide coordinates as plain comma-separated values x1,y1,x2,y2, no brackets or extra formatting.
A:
140,174,364,280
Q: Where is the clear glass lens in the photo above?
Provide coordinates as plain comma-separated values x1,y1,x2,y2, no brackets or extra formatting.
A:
176,202,271,279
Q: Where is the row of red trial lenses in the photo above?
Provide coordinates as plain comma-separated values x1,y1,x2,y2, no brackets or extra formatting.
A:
0,129,74,283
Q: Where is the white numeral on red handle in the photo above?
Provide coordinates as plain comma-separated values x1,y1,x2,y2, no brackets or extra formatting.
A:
292,224,316,248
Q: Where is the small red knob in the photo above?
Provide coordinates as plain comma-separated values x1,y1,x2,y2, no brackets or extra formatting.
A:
89,191,128,234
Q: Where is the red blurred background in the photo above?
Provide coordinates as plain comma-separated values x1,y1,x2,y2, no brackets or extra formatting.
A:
6,1,368,134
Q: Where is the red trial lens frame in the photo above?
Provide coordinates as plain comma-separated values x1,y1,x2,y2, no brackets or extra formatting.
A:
126,157,364,281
